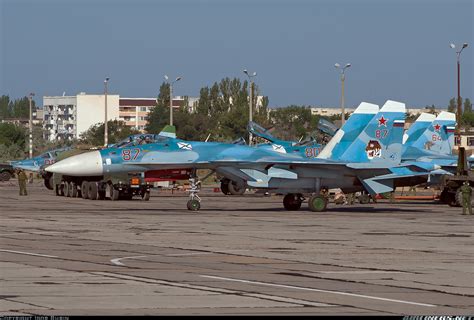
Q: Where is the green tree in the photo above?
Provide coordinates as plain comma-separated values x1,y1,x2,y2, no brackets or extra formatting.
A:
80,120,140,146
145,82,172,133
145,77,269,142
11,97,36,119
269,106,315,141
464,98,472,114
448,98,456,113
0,123,26,147
462,112,474,128
0,95,11,119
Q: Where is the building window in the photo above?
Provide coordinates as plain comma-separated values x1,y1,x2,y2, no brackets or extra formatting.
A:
468,137,474,146
455,136,461,146
140,107,147,112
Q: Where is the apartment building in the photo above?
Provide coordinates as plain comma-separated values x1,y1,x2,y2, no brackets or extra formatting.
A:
43,93,119,141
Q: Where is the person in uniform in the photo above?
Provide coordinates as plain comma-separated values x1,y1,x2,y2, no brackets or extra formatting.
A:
17,169,28,196
460,181,472,215
347,193,355,205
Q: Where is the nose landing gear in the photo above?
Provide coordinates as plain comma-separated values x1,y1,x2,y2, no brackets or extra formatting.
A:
186,170,216,211
187,175,201,211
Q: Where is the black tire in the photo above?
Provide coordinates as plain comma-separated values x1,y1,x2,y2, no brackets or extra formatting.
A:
187,199,201,211
142,190,151,201
220,180,231,195
359,194,370,204
308,195,328,212
59,183,65,196
0,171,12,181
228,182,246,195
81,181,89,199
64,181,71,197
44,175,54,190
70,182,77,198
98,190,106,200
283,194,302,211
88,182,98,200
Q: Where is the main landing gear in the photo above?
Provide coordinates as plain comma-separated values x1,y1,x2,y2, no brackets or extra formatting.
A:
283,193,328,212
283,193,304,210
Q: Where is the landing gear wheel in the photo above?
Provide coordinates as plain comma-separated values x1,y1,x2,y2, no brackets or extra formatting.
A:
359,194,370,204
88,182,98,200
187,199,201,211
66,182,74,197
64,181,70,197
81,181,89,199
142,190,151,201
98,190,106,200
308,195,327,212
70,182,77,198
59,183,65,196
55,184,61,196
228,182,246,195
44,175,53,190
220,180,231,195
283,194,302,211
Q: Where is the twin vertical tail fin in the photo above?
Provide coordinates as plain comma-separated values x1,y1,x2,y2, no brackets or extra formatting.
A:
317,102,379,160
158,125,177,138
410,111,456,155
403,113,436,145
338,100,406,165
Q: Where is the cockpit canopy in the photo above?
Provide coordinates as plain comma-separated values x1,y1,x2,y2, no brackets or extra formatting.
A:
247,121,278,143
113,134,170,148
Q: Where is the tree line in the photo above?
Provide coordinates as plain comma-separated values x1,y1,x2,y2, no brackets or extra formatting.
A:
0,95,37,120
146,77,321,143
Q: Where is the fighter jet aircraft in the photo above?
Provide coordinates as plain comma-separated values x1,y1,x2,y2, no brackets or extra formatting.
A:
11,147,72,172
47,100,441,211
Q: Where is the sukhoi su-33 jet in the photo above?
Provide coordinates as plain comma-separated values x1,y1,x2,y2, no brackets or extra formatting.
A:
47,100,441,212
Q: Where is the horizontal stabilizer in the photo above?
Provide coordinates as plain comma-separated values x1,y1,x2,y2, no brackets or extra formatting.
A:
240,169,270,187
360,177,394,195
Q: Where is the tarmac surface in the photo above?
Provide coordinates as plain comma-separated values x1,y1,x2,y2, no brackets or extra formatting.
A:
0,181,473,316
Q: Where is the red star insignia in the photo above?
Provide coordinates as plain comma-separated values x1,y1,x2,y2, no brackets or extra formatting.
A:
378,116,388,127
433,123,441,132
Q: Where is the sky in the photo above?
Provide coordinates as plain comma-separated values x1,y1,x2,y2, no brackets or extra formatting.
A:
1,0,473,108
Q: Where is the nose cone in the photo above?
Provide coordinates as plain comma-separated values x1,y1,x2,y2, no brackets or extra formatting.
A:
46,151,103,176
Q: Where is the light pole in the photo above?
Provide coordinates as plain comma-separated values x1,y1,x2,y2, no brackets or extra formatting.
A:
449,42,468,148
28,92,35,159
104,77,110,146
164,75,182,126
335,63,351,125
243,69,257,145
